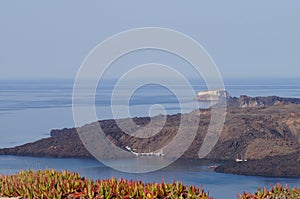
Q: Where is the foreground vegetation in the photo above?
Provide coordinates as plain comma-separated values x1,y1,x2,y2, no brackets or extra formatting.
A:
238,184,300,199
0,169,211,199
0,170,299,199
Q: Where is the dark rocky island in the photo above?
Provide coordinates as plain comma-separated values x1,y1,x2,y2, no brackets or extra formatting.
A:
0,95,300,177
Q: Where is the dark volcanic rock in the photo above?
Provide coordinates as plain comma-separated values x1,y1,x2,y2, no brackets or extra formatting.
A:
0,131,91,158
1,95,300,177
226,95,300,108
50,128,76,138
215,153,300,178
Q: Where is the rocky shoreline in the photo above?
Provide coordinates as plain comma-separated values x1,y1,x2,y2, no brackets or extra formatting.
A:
215,153,300,178
0,95,300,177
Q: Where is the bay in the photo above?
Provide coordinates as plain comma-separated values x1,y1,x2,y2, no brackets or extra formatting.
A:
0,155,299,199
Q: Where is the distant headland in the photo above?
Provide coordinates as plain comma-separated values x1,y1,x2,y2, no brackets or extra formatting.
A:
1,94,300,177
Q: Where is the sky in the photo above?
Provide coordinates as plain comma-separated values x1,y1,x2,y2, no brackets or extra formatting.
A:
0,0,300,80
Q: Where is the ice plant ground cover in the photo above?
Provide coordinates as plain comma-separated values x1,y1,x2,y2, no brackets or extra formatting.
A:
0,169,299,199
0,169,211,199
238,184,300,199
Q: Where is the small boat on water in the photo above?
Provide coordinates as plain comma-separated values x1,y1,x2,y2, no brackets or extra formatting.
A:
209,165,218,169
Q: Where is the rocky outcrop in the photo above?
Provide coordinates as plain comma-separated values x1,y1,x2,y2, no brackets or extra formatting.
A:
226,95,300,108
215,153,300,178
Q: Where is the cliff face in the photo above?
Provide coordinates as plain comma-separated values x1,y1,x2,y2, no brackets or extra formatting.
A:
226,95,300,108
201,105,300,160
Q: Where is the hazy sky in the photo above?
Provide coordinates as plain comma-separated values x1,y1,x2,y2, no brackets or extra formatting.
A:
0,1,299,79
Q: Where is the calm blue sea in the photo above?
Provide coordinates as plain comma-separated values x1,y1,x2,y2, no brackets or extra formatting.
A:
0,155,299,199
0,78,300,198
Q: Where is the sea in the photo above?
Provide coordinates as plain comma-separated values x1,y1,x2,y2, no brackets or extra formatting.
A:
0,78,300,199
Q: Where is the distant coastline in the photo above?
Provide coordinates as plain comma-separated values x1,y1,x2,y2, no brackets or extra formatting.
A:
1,95,300,177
